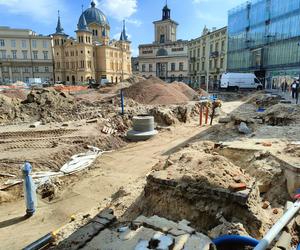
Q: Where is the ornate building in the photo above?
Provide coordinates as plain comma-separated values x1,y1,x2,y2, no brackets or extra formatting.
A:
0,26,53,84
138,4,189,83
52,1,132,84
188,26,227,90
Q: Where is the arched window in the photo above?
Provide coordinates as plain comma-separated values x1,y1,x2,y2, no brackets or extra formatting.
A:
67,76,70,81
156,48,168,57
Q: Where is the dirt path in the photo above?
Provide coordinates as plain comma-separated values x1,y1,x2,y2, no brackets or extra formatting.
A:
0,101,243,249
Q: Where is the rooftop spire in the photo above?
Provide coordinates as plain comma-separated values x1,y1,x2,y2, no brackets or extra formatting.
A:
77,13,89,32
120,20,128,41
162,2,171,20
55,10,64,34
91,0,96,8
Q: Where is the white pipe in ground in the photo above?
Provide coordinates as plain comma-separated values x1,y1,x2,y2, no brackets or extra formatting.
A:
254,200,300,250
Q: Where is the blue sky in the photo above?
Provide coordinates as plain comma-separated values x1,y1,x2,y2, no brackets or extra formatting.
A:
0,0,245,56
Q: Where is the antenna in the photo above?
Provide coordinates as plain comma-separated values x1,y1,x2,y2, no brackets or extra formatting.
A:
58,10,60,17
81,4,84,13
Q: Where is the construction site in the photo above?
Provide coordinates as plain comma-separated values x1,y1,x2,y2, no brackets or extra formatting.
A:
0,76,300,250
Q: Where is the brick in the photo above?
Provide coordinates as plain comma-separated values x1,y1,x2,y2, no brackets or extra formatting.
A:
229,183,247,192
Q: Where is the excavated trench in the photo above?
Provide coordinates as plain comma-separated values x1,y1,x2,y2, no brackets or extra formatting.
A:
121,142,292,241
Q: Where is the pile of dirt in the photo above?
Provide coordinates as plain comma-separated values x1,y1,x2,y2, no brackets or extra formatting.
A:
247,93,281,108
123,76,198,105
125,75,145,85
263,103,300,126
133,141,270,238
1,89,27,100
162,141,252,190
149,102,201,126
0,88,82,124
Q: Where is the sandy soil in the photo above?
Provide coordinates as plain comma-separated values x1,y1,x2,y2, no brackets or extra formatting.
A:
0,105,241,249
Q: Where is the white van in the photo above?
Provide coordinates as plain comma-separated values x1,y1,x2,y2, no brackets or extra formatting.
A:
220,73,263,91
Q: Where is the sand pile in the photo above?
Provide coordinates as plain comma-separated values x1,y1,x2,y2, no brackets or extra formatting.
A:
163,141,252,189
123,76,198,105
263,103,300,125
0,94,21,123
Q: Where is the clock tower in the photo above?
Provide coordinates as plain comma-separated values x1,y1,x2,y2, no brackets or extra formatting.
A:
153,3,178,44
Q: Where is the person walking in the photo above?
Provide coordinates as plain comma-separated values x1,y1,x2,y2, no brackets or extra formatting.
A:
291,80,297,99
284,80,288,92
291,79,300,104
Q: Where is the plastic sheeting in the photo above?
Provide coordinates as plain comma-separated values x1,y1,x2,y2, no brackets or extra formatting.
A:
4,146,107,189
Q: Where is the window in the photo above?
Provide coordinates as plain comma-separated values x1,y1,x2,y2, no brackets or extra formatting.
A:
171,63,175,71
221,40,225,51
66,62,69,69
21,40,26,48
12,67,19,73
43,40,48,48
202,46,206,57
209,60,212,69
202,61,205,71
160,34,165,43
0,50,6,59
215,42,219,51
22,50,28,59
142,64,146,72
149,64,153,72
214,59,218,69
32,40,37,48
11,40,16,48
197,63,200,71
88,61,92,69
11,50,17,59
34,66,39,73
0,39,5,47
45,66,49,72
43,51,48,60
220,58,224,69
197,48,200,57
189,51,192,58
56,62,60,69
179,62,184,71
24,67,30,73
210,44,213,53
33,51,38,59
80,60,85,68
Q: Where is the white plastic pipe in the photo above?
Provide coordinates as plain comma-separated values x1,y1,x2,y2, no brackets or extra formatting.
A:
254,200,300,250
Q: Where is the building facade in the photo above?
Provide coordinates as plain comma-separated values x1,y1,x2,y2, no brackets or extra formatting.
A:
52,1,132,84
228,0,300,89
138,4,189,83
0,26,53,84
188,26,227,90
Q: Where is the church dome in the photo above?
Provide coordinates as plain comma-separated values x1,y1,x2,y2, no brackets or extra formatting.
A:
78,1,109,27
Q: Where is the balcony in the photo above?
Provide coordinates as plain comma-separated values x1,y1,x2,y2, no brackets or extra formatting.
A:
210,51,219,58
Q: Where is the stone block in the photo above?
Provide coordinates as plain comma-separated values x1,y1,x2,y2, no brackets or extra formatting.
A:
173,234,190,250
184,234,212,250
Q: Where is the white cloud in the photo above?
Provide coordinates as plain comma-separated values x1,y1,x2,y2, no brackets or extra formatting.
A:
0,0,65,24
99,0,138,21
126,18,142,27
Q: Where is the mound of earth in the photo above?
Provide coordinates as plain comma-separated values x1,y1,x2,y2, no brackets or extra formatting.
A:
123,76,198,105
263,103,300,125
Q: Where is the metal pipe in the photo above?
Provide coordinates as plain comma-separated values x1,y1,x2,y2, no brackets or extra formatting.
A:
199,105,203,126
23,233,53,250
254,200,300,250
120,88,124,115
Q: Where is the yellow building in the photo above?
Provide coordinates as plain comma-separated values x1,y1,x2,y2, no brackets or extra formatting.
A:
52,1,132,84
188,26,227,90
